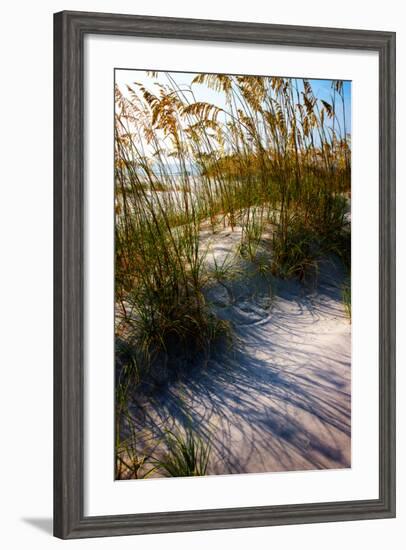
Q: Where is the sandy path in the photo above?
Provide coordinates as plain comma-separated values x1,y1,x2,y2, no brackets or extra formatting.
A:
127,229,351,475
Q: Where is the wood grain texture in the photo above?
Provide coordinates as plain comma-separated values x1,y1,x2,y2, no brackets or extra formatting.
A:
53,10,396,539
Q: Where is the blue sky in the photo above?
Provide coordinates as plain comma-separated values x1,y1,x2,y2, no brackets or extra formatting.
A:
116,69,351,141
308,78,351,137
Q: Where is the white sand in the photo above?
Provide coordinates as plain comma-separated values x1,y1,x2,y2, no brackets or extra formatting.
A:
128,226,351,475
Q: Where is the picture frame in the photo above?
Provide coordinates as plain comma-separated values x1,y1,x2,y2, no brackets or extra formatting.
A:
54,10,396,539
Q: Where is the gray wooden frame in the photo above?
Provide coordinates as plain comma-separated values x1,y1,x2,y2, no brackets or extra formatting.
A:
54,10,396,539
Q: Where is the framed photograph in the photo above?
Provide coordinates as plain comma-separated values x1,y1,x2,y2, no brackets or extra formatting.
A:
54,10,396,539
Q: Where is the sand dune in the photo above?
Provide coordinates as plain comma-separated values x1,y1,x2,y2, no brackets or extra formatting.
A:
126,227,351,476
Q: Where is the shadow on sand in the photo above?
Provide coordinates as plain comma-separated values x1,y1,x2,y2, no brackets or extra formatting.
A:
122,257,351,476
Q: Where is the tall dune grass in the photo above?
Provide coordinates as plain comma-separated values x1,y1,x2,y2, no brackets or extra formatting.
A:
115,73,350,382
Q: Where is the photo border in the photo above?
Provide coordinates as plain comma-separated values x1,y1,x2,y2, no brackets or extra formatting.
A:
54,10,396,539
